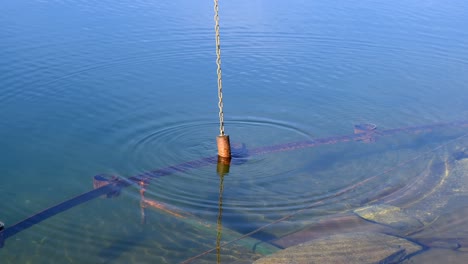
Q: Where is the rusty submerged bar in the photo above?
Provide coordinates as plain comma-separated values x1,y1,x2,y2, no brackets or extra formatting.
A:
1,120,468,248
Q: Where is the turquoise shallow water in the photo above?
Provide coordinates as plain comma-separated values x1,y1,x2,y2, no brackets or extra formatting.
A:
1,0,468,263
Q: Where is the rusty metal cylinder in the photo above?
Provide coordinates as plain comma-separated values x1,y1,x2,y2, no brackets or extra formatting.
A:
217,135,231,158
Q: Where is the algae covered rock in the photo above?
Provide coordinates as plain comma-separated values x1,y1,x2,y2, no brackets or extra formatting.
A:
253,232,423,264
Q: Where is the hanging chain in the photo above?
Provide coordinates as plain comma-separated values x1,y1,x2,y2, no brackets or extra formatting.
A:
214,0,225,136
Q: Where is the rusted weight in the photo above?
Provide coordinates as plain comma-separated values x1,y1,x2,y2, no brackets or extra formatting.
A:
217,134,231,158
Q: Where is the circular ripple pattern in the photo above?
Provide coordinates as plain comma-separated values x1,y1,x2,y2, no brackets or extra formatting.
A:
106,117,322,215
105,115,432,225
2,0,468,263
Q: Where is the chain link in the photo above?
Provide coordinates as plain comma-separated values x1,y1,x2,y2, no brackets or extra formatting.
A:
214,0,225,136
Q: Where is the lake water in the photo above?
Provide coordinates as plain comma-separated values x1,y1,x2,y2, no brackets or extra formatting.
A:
1,0,468,263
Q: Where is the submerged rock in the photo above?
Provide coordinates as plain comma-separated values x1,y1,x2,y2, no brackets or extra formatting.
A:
253,232,423,264
354,204,423,233
410,196,468,251
400,248,468,264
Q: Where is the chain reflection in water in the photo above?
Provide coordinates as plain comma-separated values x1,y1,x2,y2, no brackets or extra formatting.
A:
216,174,225,264
216,156,230,264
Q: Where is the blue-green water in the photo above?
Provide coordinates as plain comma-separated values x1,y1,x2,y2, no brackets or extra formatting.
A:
1,0,468,263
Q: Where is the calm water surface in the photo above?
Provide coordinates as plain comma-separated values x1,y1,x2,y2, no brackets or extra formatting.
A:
1,0,468,263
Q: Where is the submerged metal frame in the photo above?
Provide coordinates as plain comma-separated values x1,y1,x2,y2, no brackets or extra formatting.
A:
1,120,467,248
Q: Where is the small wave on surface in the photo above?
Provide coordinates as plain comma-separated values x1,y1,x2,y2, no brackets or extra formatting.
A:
103,117,315,214
104,114,436,230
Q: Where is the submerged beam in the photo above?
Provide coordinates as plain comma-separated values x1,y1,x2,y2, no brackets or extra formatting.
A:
3,183,123,241
1,120,467,247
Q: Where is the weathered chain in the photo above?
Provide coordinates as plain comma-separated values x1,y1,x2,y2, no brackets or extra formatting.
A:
214,0,225,136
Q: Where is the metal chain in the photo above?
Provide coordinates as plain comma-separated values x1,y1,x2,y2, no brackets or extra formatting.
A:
214,0,225,136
